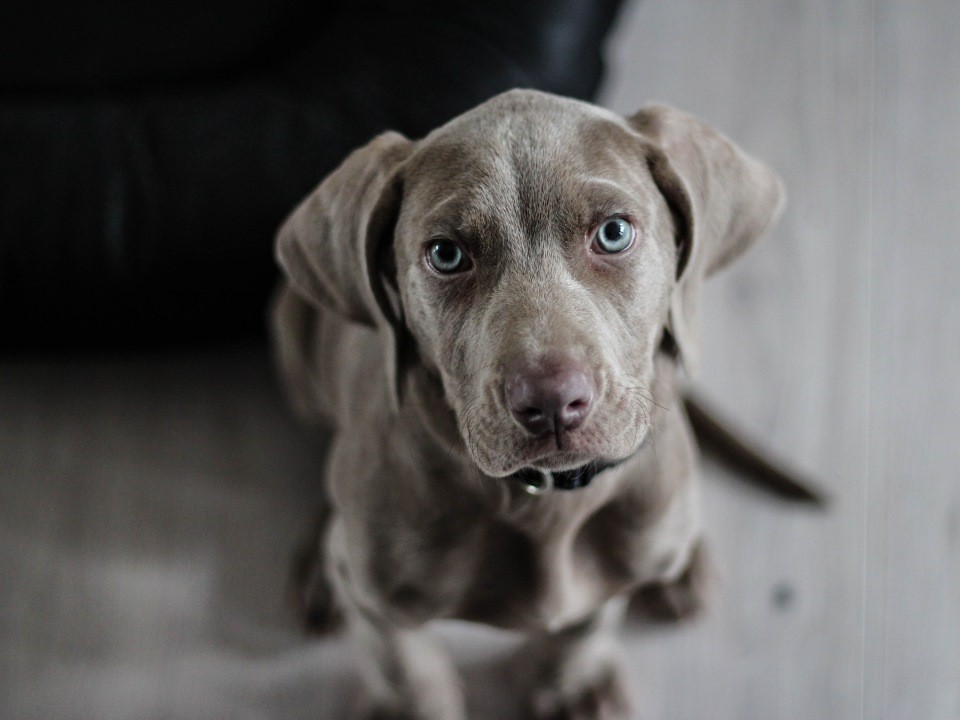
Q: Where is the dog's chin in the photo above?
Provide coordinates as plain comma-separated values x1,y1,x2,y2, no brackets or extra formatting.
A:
471,428,647,478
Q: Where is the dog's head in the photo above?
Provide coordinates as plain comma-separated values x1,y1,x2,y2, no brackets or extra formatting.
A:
276,90,783,477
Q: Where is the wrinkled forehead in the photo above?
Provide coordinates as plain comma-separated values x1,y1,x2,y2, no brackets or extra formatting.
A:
399,98,654,247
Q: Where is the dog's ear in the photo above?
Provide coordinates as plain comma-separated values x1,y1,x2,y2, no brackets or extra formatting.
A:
275,131,414,410
629,105,785,376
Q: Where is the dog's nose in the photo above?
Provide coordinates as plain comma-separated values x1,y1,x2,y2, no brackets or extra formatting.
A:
506,365,595,436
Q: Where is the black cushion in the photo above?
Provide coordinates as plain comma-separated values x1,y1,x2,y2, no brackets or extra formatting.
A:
0,0,625,349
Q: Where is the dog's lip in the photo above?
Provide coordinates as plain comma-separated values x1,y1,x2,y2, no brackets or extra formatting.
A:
511,447,601,474
492,425,646,476
531,457,601,473
491,430,605,474
478,449,594,478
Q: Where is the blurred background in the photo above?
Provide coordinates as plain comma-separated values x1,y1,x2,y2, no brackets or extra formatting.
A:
1,1,958,718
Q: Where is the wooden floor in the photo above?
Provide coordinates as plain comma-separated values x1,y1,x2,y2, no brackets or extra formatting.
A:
2,1,958,718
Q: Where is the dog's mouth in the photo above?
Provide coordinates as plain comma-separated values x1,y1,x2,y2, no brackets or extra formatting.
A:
503,426,647,494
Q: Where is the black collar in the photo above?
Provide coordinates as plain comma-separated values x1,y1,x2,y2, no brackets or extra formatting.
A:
510,457,627,494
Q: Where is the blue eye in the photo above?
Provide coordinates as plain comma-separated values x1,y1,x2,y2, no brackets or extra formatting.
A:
427,239,470,274
592,217,635,253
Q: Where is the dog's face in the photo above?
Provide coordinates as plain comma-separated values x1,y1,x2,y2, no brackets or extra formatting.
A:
393,101,675,475
276,90,784,478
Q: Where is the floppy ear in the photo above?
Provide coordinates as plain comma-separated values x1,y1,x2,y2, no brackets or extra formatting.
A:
275,131,414,409
629,105,785,376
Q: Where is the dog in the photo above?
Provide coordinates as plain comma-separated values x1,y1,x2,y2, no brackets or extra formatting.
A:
271,89,786,720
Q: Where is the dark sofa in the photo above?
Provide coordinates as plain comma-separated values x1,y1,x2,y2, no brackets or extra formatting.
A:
0,0,625,349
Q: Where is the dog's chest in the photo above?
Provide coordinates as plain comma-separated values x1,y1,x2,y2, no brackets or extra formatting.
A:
458,525,615,629
463,492,656,629
370,486,655,631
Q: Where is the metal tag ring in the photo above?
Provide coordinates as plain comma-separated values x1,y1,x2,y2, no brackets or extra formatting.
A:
521,469,553,496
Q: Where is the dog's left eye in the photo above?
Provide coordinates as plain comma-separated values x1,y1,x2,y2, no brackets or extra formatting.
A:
591,217,635,254
427,239,471,274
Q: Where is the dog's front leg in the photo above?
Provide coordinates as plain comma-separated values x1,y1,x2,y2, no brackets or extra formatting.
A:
515,597,632,720
345,602,466,720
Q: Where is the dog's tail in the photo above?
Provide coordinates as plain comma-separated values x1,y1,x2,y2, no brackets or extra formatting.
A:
682,393,828,507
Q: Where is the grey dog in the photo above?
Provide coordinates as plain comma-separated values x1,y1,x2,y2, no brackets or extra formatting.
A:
272,89,789,720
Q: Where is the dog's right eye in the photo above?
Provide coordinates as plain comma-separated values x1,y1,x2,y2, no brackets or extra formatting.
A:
427,239,471,274
591,216,635,254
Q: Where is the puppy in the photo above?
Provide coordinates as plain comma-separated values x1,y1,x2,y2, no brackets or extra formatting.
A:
272,89,784,720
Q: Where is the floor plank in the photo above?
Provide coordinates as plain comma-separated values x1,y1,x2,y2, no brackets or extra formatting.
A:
864,2,960,717
602,1,874,717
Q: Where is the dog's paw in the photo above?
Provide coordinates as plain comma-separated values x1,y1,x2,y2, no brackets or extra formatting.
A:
297,571,344,634
630,539,711,623
528,662,632,720
290,516,344,635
